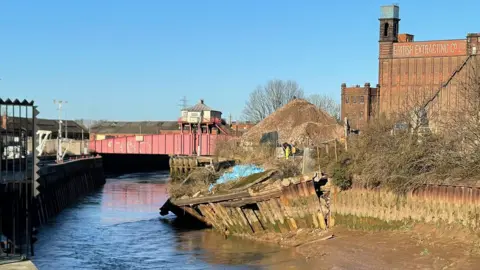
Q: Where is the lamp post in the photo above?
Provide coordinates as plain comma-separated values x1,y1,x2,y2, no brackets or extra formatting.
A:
53,100,67,162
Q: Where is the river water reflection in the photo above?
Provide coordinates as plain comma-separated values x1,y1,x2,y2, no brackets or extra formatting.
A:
32,172,305,270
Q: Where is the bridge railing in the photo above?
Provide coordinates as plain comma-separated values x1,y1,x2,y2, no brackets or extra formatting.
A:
89,133,231,156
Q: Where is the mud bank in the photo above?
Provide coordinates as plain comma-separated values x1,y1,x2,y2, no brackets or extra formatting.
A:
296,225,480,270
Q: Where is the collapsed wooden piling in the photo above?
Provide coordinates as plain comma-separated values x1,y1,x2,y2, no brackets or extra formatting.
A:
161,173,331,235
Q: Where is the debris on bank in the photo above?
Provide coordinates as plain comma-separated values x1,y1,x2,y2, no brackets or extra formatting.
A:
209,164,265,191
168,163,272,200
242,99,344,146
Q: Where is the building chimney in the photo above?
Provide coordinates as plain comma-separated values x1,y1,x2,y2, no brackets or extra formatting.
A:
200,99,204,104
467,33,480,55
398,33,414,43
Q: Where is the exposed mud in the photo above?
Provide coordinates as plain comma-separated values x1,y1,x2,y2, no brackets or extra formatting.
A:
238,224,480,269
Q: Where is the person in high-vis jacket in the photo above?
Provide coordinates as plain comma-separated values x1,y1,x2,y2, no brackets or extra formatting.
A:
282,142,291,160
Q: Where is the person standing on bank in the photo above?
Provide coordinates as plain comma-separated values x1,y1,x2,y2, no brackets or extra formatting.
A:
282,142,291,160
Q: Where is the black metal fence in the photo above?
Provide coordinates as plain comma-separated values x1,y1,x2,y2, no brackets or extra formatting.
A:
0,99,38,263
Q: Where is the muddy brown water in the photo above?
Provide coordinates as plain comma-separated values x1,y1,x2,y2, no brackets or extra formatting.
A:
31,171,480,270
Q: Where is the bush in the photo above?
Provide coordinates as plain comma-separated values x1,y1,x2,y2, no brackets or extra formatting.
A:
274,159,302,178
341,109,480,194
330,162,352,190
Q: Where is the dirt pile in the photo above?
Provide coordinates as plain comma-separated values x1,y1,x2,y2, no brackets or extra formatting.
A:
290,122,344,146
242,99,343,146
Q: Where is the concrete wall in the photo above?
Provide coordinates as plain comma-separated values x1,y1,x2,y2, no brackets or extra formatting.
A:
42,139,90,156
27,139,90,156
331,183,480,231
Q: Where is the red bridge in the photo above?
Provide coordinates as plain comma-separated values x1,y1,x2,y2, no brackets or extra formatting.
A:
89,133,229,156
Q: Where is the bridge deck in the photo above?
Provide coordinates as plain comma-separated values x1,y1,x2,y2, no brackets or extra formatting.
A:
89,133,229,156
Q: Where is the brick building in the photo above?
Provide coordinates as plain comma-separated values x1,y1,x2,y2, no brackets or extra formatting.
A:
342,4,480,130
341,83,379,129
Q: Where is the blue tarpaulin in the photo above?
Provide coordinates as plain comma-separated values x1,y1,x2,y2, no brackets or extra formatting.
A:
209,164,265,191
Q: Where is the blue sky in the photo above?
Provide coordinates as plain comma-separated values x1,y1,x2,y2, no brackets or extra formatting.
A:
1,1,479,121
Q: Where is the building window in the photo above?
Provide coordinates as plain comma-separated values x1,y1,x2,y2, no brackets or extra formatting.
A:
359,111,364,120
345,96,349,103
352,96,356,103
384,23,389,37
359,96,364,104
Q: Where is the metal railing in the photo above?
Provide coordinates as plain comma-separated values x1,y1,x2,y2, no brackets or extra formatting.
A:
0,99,38,263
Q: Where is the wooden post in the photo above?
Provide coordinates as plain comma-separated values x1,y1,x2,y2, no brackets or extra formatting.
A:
316,146,321,173
334,139,338,162
302,152,305,174
344,117,348,151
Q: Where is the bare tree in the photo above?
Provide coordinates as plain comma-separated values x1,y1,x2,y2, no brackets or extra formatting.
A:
439,55,480,157
243,79,304,122
307,94,341,122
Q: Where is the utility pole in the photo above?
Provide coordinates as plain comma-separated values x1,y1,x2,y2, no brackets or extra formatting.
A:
179,96,188,110
54,100,67,162
81,129,84,155
65,113,68,140
197,110,204,156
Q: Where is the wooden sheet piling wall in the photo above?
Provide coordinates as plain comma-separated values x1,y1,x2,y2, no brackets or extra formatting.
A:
186,179,330,235
332,183,480,230
173,179,480,235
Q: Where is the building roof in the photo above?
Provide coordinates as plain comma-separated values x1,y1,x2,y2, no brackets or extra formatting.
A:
90,121,179,134
3,116,88,135
183,99,217,112
37,118,87,134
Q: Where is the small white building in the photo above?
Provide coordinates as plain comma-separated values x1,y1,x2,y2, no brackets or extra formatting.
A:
180,99,222,124
179,99,229,135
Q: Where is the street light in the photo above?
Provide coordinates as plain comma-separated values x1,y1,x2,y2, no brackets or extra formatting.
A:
53,100,68,162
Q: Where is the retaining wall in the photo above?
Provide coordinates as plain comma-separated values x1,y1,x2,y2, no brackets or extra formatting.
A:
1,157,106,248
34,157,106,225
331,183,480,231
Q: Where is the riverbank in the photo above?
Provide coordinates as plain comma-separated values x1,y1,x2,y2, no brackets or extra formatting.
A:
0,260,37,270
236,224,480,269
163,164,480,268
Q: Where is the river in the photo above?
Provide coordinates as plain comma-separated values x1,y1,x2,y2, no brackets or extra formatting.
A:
31,171,308,270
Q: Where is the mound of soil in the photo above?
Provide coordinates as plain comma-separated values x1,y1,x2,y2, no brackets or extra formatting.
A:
242,99,343,146
290,122,344,146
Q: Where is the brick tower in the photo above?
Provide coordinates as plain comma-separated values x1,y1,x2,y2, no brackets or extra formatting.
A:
378,5,400,116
